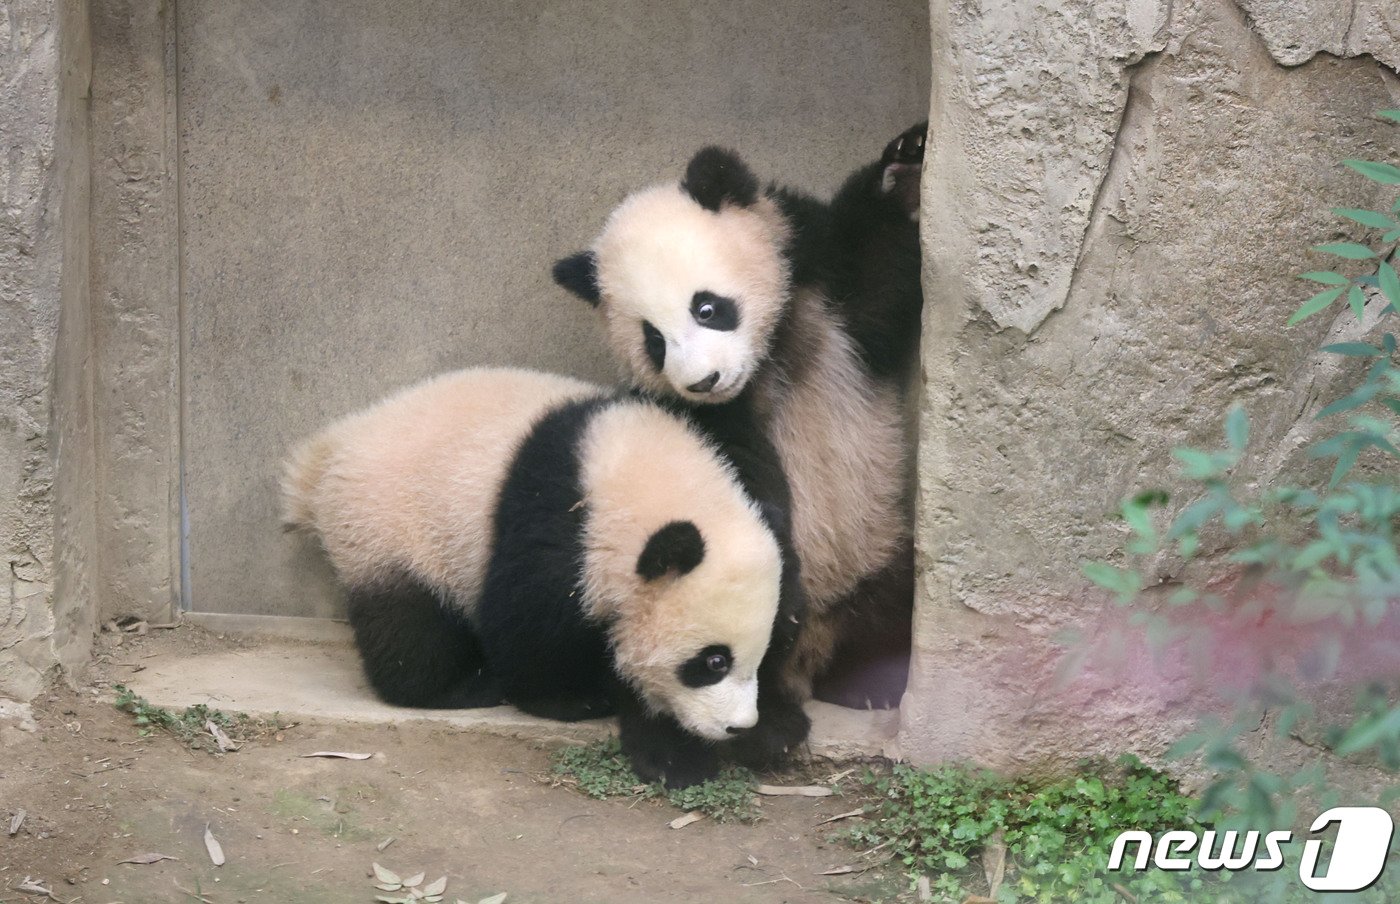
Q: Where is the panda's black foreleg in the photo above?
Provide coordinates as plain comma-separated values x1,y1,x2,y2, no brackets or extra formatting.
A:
726,552,811,771
877,121,927,217
726,684,810,772
613,688,720,789
823,122,927,384
346,573,503,710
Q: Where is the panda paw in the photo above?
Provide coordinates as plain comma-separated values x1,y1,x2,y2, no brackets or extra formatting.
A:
724,698,811,771
879,122,927,219
619,711,721,789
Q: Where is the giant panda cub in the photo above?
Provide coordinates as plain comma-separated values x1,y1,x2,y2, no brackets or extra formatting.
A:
553,125,926,718
282,367,800,788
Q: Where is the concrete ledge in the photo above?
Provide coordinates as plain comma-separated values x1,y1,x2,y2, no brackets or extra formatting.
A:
128,624,899,758
183,611,354,645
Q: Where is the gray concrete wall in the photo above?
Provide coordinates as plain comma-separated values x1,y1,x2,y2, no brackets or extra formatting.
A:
178,0,931,616
903,0,1400,769
1,0,93,699
88,0,181,624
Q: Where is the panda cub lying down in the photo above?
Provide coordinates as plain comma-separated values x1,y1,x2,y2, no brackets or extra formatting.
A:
283,367,802,788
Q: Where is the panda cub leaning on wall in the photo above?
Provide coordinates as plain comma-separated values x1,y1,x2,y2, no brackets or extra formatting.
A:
553,124,927,744
282,367,805,788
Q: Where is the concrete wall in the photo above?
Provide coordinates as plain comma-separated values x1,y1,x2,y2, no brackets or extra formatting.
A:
903,0,1400,769
88,0,181,624
177,0,930,617
1,0,93,700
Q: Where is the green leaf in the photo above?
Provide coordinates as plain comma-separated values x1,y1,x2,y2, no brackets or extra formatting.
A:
1298,270,1350,286
1316,381,1383,419
1330,441,1362,488
1380,110,1400,124
1343,159,1400,185
1081,562,1140,599
1225,406,1249,451
1320,342,1382,357
1288,286,1344,325
1172,447,1227,479
1336,707,1400,757
1168,587,1197,606
1348,285,1366,320
1312,242,1376,260
1121,500,1155,539
1332,207,1397,229
1169,496,1221,539
1380,262,1400,308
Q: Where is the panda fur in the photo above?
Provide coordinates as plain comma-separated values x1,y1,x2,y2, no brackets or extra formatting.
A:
553,125,926,710
282,367,804,787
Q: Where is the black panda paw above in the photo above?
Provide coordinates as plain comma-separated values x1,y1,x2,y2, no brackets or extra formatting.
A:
618,710,722,789
879,122,927,219
724,699,811,771
624,734,721,790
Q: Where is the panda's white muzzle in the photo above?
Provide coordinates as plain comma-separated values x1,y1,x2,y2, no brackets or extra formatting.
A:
673,677,760,742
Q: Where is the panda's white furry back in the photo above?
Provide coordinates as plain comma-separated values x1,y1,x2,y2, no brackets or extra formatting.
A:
282,366,804,788
554,125,927,708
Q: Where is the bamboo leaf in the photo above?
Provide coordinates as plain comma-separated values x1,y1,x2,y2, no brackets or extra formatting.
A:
1298,270,1350,286
1348,285,1367,320
1316,382,1383,419
1380,263,1400,308
1225,406,1249,451
1329,441,1362,488
1289,286,1345,325
1343,159,1400,185
1320,342,1382,357
1313,242,1376,260
1379,110,1400,124
1332,207,1397,229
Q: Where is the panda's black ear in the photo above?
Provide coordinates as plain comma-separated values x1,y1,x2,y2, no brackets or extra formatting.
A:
637,521,705,581
552,251,601,306
682,147,759,212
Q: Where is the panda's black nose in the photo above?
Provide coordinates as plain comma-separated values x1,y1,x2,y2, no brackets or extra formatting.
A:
687,372,721,394
725,725,746,735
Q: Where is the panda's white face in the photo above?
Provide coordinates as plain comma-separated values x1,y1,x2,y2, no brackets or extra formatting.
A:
602,519,781,741
577,402,784,741
590,186,789,404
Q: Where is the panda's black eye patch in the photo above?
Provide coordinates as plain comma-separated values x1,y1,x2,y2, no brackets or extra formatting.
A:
691,291,738,332
641,320,666,372
678,645,732,688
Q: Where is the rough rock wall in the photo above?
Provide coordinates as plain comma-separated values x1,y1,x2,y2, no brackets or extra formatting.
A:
1,0,93,700
905,0,1400,769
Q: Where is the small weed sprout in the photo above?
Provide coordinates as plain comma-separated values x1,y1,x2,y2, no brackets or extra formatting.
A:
549,739,760,822
843,757,1216,904
113,684,276,753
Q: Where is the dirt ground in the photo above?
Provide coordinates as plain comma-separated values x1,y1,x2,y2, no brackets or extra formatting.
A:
0,631,903,904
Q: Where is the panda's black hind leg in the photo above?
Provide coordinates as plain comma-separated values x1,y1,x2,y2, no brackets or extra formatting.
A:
879,121,926,218
346,572,504,710
512,693,616,722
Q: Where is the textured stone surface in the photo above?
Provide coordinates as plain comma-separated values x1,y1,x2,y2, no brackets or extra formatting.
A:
905,0,1400,769
175,0,930,616
1235,0,1400,69
1,0,92,699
